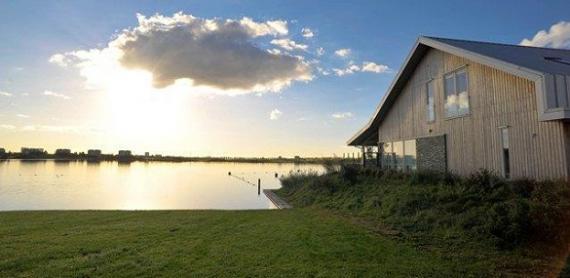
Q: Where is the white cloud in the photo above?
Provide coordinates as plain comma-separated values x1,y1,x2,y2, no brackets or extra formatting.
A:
0,91,13,97
316,47,325,56
361,61,390,73
43,90,71,100
331,112,353,119
333,61,390,76
267,48,282,55
520,21,570,48
48,53,71,67
239,17,289,37
334,48,351,57
270,38,308,51
301,28,314,38
50,12,312,95
269,109,283,120
333,65,361,76
16,114,30,118
317,67,331,76
0,124,16,130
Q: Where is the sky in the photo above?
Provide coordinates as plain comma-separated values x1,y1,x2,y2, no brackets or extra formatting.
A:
1,0,569,157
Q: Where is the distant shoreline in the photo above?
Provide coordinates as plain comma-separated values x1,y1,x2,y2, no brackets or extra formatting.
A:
0,156,349,164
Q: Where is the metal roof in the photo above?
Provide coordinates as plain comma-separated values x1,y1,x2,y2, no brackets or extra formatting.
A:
348,36,570,146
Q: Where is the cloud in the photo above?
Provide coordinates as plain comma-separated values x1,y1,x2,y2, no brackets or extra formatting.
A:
49,53,69,67
333,61,390,76
331,112,353,119
361,61,390,73
269,109,282,120
16,114,30,118
334,48,351,57
50,12,312,95
16,124,101,134
317,67,331,76
267,48,282,55
0,124,16,130
239,17,288,36
270,38,308,51
333,64,361,76
520,21,570,48
43,90,71,100
316,47,325,56
301,28,314,38
0,91,13,97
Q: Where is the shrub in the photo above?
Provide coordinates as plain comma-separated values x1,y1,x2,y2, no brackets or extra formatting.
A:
486,199,531,248
339,164,359,184
465,169,505,193
410,170,445,186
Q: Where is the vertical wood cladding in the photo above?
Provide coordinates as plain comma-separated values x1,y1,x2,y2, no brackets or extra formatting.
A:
377,49,569,180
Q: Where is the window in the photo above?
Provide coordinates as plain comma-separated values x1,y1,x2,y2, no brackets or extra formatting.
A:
426,80,435,122
381,142,393,169
380,140,419,172
444,68,469,118
393,141,404,171
404,140,417,171
501,128,510,178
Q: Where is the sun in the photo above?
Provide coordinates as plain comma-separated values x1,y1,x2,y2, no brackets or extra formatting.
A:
102,68,186,147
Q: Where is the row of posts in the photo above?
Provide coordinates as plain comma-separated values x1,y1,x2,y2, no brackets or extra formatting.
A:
342,152,361,159
228,171,266,195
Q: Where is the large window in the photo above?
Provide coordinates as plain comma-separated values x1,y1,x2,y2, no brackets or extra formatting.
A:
404,140,417,171
426,80,435,122
380,140,417,171
444,68,469,118
393,141,404,171
381,142,394,169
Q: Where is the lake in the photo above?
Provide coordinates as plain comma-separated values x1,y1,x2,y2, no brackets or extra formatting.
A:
0,160,323,211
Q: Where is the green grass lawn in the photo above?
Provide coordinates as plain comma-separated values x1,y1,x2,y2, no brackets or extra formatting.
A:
0,209,488,277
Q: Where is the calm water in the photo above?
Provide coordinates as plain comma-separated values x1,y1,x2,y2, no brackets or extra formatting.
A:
0,160,323,211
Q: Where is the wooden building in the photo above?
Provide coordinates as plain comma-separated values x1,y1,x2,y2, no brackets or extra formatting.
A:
348,36,570,180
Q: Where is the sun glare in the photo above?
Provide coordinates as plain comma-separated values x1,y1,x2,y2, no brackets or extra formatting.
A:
102,68,187,147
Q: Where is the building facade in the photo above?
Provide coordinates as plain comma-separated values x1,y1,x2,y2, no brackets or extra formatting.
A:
349,37,570,180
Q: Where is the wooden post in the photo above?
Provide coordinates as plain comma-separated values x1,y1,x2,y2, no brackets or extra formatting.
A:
362,146,366,167
376,143,381,168
258,179,261,195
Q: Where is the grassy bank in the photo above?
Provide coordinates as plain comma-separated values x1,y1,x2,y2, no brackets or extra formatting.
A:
2,209,486,277
276,167,570,277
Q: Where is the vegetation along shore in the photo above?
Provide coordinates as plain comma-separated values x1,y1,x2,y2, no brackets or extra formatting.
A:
276,165,570,277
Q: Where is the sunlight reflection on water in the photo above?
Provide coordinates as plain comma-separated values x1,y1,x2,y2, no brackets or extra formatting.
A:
0,160,323,210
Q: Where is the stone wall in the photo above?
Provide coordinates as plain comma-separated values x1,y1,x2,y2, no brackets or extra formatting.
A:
416,135,447,172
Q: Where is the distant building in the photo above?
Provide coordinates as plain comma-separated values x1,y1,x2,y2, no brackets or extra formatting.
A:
145,152,150,157
55,149,72,157
87,149,102,161
21,147,46,159
118,150,133,163
87,149,102,156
